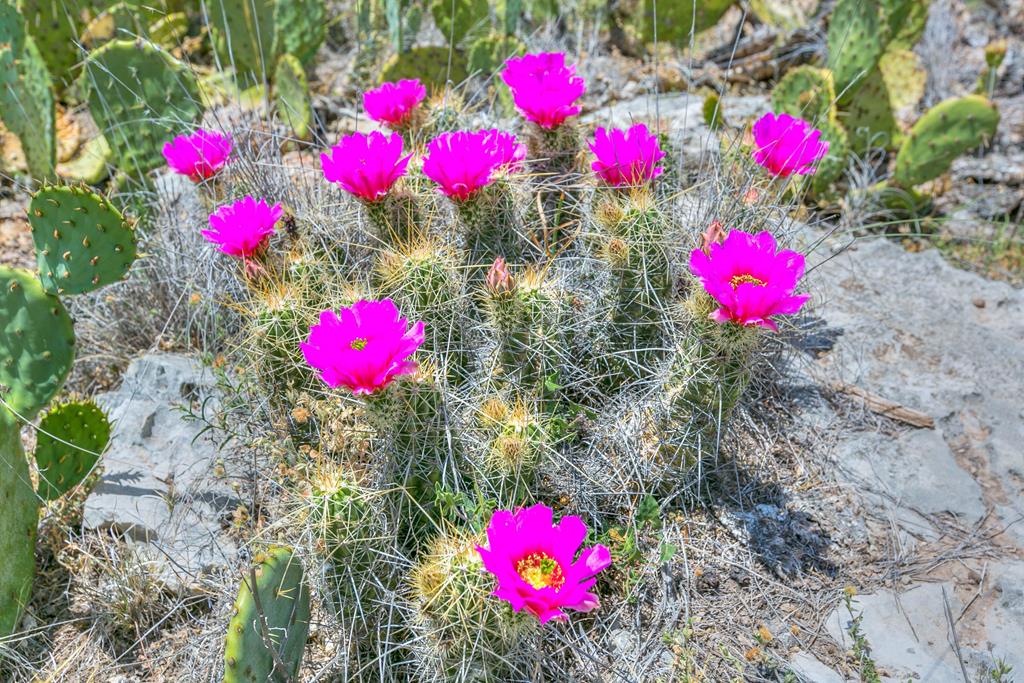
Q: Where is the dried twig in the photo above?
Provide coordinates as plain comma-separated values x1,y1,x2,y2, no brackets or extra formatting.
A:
828,380,936,429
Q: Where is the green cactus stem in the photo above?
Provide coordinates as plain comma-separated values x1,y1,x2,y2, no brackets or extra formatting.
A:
224,546,311,683
380,46,470,90
770,66,836,125
274,0,326,65
430,0,490,47
0,31,56,180
34,400,110,501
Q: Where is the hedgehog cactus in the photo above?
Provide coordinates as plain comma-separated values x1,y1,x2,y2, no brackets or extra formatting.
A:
594,194,672,380
409,530,534,680
483,263,564,395
224,546,311,683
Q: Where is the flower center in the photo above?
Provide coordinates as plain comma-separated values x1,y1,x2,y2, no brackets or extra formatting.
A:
516,552,565,591
729,273,767,288
349,337,368,351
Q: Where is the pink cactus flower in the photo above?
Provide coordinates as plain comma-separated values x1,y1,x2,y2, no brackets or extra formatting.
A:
301,299,425,396
363,79,427,127
688,229,809,331
501,52,586,130
321,131,412,202
589,123,666,186
422,131,507,201
203,196,282,257
162,129,232,181
750,112,829,177
485,129,527,172
476,503,612,624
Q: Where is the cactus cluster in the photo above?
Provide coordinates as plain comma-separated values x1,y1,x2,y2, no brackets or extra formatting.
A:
196,53,818,678
771,0,999,196
0,184,133,636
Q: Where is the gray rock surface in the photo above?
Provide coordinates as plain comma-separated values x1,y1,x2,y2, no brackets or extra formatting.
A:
791,235,1024,680
809,236,1024,540
85,353,238,590
827,583,965,683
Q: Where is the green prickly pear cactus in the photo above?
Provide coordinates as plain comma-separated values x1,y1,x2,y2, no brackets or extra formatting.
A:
84,39,202,177
431,0,489,47
224,546,311,683
210,0,277,84
34,400,110,501
827,0,885,104
274,0,327,65
0,409,36,636
770,66,836,124
842,66,898,152
467,32,525,75
881,0,931,49
274,54,312,140
28,185,138,296
810,118,850,196
18,0,83,89
0,10,56,181
381,46,470,89
893,95,1000,188
638,0,737,45
0,266,75,418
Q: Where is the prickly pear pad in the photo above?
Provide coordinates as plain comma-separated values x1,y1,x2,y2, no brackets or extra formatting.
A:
34,400,111,501
29,185,137,296
0,266,74,418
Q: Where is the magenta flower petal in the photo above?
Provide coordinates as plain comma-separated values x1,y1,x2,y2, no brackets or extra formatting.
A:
422,130,507,201
363,79,427,127
321,131,412,202
688,228,809,330
501,52,586,130
589,123,665,186
484,129,527,172
163,129,232,181
751,112,830,177
301,299,425,395
476,503,611,624
203,196,281,257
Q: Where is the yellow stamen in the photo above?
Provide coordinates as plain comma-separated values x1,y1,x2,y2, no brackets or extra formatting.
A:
730,273,767,288
350,337,368,350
